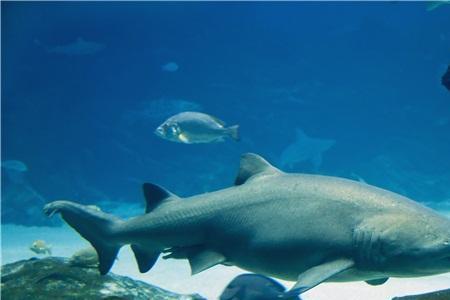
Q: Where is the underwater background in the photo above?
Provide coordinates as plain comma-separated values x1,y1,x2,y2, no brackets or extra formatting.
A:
1,2,450,299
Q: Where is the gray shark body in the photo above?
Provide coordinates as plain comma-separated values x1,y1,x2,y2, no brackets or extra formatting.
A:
44,154,450,296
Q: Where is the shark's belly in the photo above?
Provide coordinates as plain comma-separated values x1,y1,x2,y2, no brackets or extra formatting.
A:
226,245,330,281
204,204,356,281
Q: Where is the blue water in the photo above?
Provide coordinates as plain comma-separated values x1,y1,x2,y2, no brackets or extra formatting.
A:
2,2,450,225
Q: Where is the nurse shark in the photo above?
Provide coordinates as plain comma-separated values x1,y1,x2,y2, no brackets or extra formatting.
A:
44,153,450,297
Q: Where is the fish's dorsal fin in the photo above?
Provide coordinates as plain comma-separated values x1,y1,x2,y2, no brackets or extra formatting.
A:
209,114,226,126
235,153,282,186
142,183,180,213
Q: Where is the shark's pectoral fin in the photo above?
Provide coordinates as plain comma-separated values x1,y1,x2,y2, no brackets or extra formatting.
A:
285,258,354,297
188,248,226,275
235,153,282,185
365,278,389,286
131,245,160,273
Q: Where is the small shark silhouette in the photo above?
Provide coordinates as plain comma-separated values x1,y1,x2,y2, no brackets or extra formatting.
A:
279,129,335,171
35,38,105,56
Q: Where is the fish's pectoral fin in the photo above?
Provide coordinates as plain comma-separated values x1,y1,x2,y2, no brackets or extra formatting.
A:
188,248,226,275
142,183,180,213
131,245,160,273
235,153,282,185
365,278,389,286
286,258,354,296
178,132,190,143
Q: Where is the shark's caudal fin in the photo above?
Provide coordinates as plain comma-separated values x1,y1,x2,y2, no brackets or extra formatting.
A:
43,200,123,275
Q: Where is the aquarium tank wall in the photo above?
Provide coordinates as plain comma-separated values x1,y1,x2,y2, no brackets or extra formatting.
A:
1,2,450,300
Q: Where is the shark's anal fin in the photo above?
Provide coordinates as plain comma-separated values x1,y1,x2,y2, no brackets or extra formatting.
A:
285,258,354,297
131,245,160,273
366,278,389,286
235,153,282,185
142,183,180,213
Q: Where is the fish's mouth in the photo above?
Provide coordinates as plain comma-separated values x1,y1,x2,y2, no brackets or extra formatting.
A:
154,127,164,137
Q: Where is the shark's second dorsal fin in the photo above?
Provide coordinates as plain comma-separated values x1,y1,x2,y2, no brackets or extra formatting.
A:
235,153,282,186
142,183,179,213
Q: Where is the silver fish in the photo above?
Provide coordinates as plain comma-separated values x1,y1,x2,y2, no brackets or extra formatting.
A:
30,240,52,255
155,111,239,144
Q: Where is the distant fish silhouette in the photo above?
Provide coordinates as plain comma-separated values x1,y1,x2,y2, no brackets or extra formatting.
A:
2,160,28,184
162,62,179,72
220,274,300,300
426,1,450,11
1,160,28,172
279,129,335,171
35,37,105,56
30,240,52,256
442,65,450,92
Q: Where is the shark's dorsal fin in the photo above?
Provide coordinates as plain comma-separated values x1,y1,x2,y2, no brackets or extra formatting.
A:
235,153,282,186
142,183,179,213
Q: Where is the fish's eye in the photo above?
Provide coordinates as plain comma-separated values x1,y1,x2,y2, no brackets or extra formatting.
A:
170,125,179,135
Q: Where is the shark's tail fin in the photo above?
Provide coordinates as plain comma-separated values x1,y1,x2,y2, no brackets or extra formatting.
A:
44,200,123,275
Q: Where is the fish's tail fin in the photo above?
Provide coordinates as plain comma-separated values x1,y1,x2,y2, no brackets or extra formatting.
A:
43,200,123,275
227,125,240,141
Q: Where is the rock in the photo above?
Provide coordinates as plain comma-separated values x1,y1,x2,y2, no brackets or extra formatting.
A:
68,247,99,268
392,289,450,300
1,257,205,300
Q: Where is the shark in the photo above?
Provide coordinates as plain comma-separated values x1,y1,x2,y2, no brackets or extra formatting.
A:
279,129,335,171
44,153,450,297
35,38,105,56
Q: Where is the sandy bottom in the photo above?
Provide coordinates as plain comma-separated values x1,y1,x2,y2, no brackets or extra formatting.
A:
2,223,450,300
